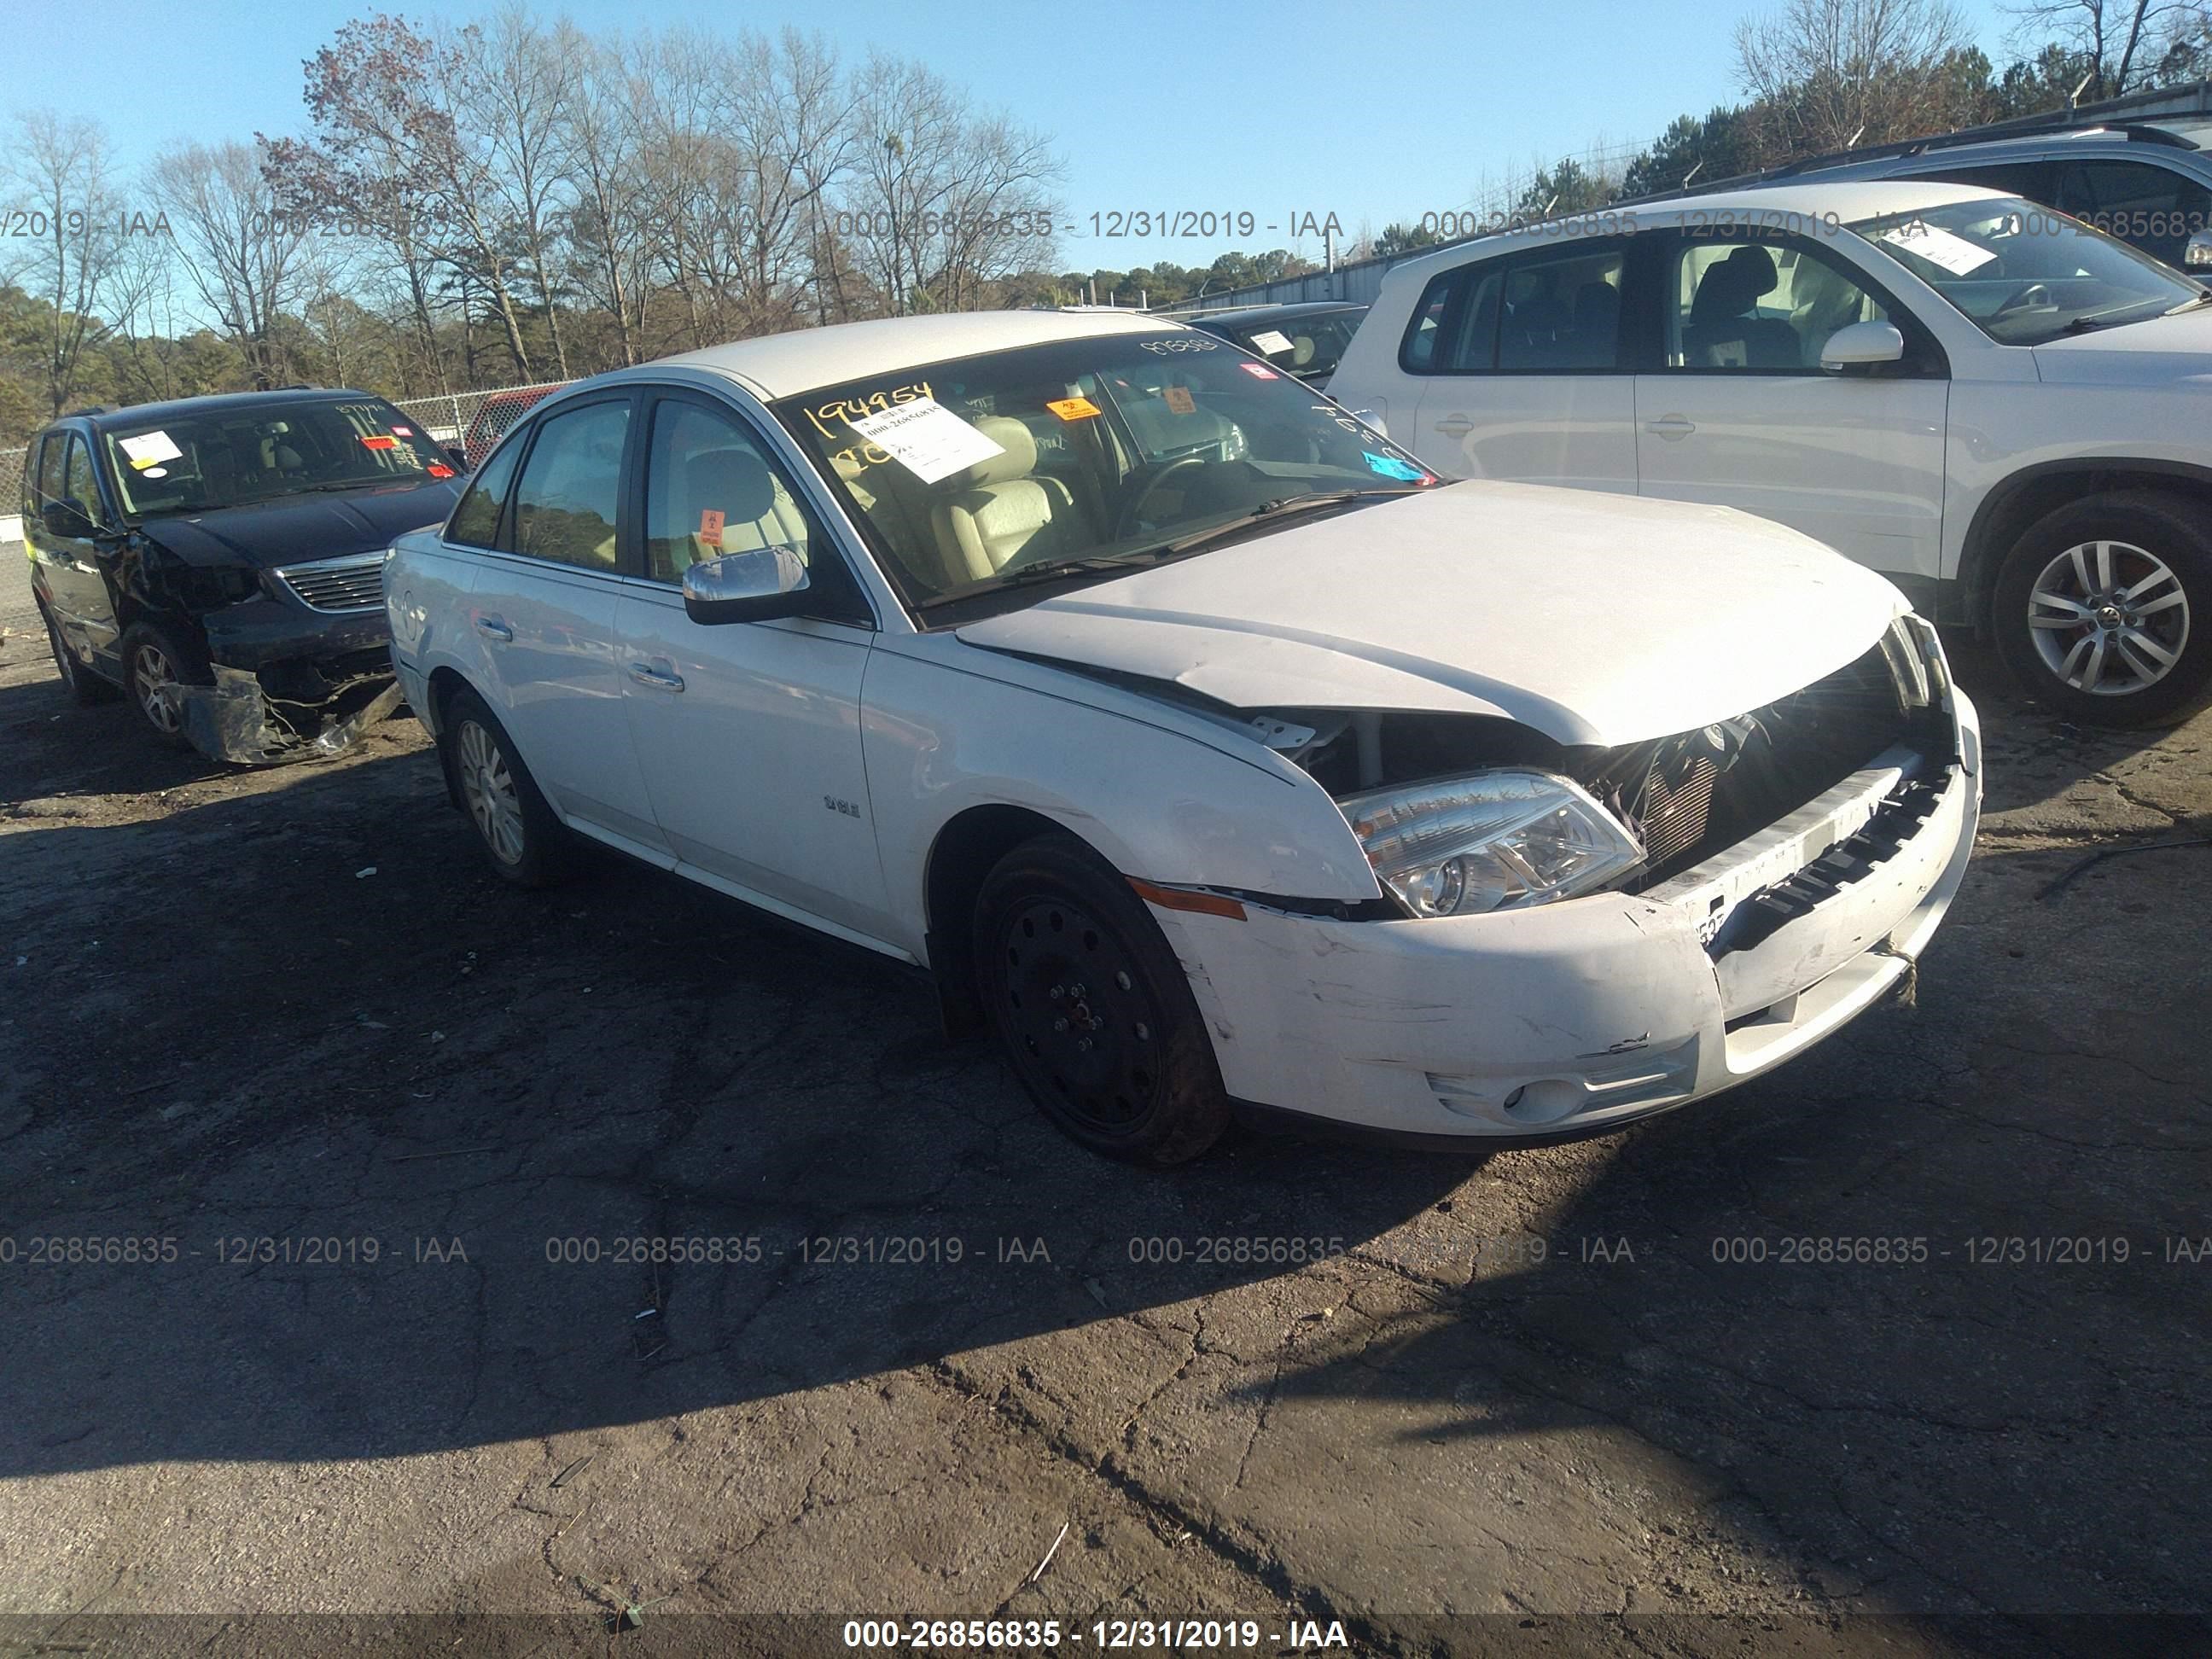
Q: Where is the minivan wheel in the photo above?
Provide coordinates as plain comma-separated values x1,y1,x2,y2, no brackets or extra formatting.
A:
1994,492,2210,726
439,686,569,888
44,608,114,706
119,620,210,747
974,833,1231,1166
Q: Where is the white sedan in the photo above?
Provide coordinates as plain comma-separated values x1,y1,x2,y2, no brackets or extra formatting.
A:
384,310,1980,1164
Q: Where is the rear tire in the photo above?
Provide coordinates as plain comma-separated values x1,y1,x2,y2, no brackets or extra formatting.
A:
119,620,210,748
438,686,571,888
44,606,114,706
1993,492,2210,727
974,832,1231,1166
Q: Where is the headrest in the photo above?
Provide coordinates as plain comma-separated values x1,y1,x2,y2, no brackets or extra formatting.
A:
1691,245,1779,323
685,446,778,525
946,416,1037,490
1291,335,1316,366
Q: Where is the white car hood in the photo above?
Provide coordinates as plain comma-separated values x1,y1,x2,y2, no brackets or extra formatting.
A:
957,481,1905,748
2031,304,2212,385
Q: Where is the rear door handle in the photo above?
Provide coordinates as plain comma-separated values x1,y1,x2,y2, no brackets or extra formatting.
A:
473,615,514,643
1644,416,1697,439
628,662,685,693
1432,416,1475,438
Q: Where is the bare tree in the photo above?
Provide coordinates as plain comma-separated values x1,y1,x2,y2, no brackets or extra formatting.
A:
559,29,653,366
2004,0,2193,96
3,110,127,416
456,4,579,376
1737,0,1979,154
151,140,307,388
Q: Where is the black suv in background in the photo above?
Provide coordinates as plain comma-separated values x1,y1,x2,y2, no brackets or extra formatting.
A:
22,389,463,760
1175,301,1369,387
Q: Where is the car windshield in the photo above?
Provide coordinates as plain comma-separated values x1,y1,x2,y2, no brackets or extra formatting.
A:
773,330,1437,616
1208,311,1365,380
101,398,453,517
1850,196,2206,345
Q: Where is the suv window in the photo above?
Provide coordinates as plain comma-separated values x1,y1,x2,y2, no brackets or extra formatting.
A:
2052,160,2212,267
447,434,523,550
32,431,67,515
1402,248,1621,373
62,436,101,526
643,399,818,585
1667,237,1892,371
509,400,630,570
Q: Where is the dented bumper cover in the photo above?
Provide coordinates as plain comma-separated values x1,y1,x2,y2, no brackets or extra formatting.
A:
1144,693,1982,1144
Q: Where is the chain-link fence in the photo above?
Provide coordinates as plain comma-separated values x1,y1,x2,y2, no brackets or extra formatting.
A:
391,380,572,464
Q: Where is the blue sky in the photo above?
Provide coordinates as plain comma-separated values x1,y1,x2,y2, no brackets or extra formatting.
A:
1,0,2020,268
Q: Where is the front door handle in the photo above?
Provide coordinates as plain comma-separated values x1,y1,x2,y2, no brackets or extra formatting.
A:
1644,416,1697,439
628,662,685,693
1432,416,1475,438
474,615,514,643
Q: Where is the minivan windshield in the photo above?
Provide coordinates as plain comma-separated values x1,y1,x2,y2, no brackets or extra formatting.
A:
1851,196,2206,345
773,331,1438,617
101,397,453,518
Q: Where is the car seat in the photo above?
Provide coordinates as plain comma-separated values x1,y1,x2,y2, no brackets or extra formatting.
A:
672,446,807,577
1685,246,1802,369
929,416,1086,585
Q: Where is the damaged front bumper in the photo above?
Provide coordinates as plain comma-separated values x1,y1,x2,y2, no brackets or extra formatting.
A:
169,596,400,765
1143,693,1982,1145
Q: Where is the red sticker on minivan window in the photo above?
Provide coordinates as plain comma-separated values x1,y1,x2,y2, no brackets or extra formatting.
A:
360,434,398,450
1237,363,1279,380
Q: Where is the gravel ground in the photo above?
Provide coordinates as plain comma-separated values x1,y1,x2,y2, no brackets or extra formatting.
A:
0,622,2205,1657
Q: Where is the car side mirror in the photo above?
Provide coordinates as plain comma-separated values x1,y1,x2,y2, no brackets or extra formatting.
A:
42,499,96,539
682,546,812,625
445,445,469,472
1820,320,1906,375
2185,229,2212,272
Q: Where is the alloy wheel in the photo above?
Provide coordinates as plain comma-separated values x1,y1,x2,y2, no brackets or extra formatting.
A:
131,643,181,733
2029,538,2191,697
456,719,527,866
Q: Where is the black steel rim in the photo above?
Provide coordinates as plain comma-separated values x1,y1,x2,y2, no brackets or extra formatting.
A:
995,894,1163,1138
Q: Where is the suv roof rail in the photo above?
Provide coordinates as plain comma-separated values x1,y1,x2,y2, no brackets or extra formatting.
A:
1772,118,2196,180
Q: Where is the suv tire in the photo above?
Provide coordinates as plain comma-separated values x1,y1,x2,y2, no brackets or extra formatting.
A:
1994,491,2210,727
119,620,212,748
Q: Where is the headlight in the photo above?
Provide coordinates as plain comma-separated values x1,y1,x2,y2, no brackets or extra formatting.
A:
1340,771,1644,918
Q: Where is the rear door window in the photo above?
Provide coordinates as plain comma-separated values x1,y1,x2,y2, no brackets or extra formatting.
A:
2052,160,2212,266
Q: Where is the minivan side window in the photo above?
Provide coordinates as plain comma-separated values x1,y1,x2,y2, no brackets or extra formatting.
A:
32,432,67,515
509,400,630,570
446,434,523,550
62,436,101,526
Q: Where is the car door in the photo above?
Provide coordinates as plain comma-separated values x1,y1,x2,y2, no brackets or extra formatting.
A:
33,433,126,670
1406,237,1638,494
1632,230,1950,584
613,387,892,942
451,392,667,855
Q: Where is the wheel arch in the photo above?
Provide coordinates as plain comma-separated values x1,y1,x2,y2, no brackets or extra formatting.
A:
923,803,1103,1038
1960,460,2212,632
424,666,481,808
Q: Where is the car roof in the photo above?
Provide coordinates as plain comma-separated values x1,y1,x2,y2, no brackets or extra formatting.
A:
1184,301,1365,324
1379,179,2011,285
67,388,389,432
642,309,1185,399
1804,125,2207,172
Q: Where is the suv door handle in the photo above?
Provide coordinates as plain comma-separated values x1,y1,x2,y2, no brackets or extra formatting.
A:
1644,416,1697,439
473,615,514,643
1432,416,1475,438
628,662,685,693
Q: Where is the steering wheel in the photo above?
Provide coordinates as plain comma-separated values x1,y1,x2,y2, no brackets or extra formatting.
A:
1993,282,2053,317
1114,455,1209,538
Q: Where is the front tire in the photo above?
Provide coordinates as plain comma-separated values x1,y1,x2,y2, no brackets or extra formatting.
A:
1994,492,2209,726
119,620,210,748
438,687,570,888
974,833,1231,1166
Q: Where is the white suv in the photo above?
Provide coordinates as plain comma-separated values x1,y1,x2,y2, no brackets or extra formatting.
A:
1329,181,2212,725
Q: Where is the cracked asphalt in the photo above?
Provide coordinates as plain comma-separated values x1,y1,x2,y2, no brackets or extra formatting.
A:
0,605,2206,1657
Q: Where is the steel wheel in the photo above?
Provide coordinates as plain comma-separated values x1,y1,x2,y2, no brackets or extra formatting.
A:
2029,538,2191,698
131,640,183,734
456,717,527,867
995,893,1167,1139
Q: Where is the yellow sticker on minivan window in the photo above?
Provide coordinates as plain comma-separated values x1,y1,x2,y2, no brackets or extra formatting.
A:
1045,396,1100,422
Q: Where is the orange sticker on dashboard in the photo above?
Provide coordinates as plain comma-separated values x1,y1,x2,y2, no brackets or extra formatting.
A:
360,434,398,450
1045,396,1100,422
698,509,725,549
1162,386,1196,416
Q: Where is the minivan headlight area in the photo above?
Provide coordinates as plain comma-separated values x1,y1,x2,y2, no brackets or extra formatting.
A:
1340,771,1644,918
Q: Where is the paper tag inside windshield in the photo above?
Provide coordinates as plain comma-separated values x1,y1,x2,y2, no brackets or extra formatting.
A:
1879,221,1996,276
848,396,1004,484
1248,329,1295,356
119,431,183,469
